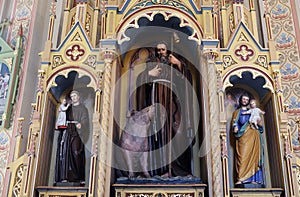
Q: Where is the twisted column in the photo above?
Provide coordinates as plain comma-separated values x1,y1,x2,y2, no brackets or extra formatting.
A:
203,50,222,197
97,49,116,197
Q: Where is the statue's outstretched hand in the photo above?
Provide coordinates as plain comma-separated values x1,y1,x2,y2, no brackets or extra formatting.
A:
148,65,161,77
76,123,82,129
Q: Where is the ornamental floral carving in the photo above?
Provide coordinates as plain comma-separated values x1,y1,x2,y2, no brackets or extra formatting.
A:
255,55,268,69
66,44,85,61
223,55,237,69
235,45,254,61
52,55,66,68
84,55,97,68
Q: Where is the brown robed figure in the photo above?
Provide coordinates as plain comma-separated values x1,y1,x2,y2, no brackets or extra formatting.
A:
55,91,89,185
136,42,194,177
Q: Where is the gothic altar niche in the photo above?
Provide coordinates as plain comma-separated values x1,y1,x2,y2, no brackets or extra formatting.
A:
225,72,284,189
112,14,204,185
48,71,95,186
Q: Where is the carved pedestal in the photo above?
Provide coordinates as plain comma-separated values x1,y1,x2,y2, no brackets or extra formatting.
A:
114,183,206,197
36,186,88,197
230,188,283,197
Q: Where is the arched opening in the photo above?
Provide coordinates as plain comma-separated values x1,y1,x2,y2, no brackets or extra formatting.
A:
112,13,205,183
36,71,95,186
225,71,284,189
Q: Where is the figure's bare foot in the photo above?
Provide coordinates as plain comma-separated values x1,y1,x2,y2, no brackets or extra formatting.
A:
143,172,151,178
61,179,68,183
235,181,242,185
161,172,169,178
128,172,134,178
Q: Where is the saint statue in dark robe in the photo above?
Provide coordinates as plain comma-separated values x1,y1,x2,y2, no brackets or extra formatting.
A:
136,41,194,177
55,90,89,185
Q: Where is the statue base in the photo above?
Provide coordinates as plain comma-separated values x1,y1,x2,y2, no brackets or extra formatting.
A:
36,186,88,197
231,188,283,197
54,181,84,186
235,183,264,188
114,182,206,197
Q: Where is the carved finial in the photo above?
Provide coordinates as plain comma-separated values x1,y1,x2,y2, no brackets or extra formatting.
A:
50,0,57,17
100,0,107,14
263,0,269,14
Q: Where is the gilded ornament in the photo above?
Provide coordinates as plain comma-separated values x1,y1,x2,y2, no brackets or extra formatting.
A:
255,55,268,68
66,44,85,61
229,12,234,32
85,13,91,36
151,0,169,4
223,55,237,69
52,55,66,68
3,58,13,69
12,165,24,197
72,32,82,41
238,33,249,42
84,55,97,68
235,45,254,61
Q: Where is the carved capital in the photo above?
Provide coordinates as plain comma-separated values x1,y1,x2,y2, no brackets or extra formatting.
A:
101,49,117,64
203,49,219,62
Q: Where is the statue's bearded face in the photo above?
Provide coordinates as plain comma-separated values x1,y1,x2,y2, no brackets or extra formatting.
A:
156,43,167,57
241,96,250,107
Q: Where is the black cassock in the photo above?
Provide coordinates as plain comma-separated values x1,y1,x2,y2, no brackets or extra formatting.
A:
55,103,89,183
136,57,194,177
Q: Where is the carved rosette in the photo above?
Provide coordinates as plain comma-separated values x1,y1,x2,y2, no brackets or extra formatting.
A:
65,44,85,61
234,44,254,61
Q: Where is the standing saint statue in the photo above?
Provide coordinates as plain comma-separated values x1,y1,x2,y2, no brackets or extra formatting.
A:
55,90,89,185
231,93,265,186
136,41,194,177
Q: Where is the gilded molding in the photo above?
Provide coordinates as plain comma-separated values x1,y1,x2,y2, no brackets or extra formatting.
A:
117,9,203,45
222,68,274,93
